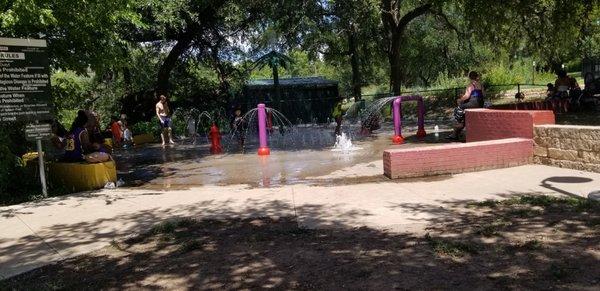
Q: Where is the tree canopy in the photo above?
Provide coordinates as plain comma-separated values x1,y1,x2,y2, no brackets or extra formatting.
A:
1,0,598,111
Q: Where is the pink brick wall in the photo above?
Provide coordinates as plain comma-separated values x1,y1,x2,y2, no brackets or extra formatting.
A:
465,109,554,142
491,100,570,114
383,138,533,179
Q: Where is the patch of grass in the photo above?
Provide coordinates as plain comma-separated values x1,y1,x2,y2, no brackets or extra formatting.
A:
474,219,512,237
109,239,122,250
469,199,500,208
548,263,577,280
469,195,600,213
150,218,196,235
521,239,543,250
511,239,543,251
43,280,66,290
513,195,563,207
245,226,315,243
272,226,314,237
506,208,543,218
586,218,600,228
425,233,479,257
0,277,65,290
179,240,203,253
517,195,600,213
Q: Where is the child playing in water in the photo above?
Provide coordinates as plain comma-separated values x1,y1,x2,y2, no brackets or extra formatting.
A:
122,121,133,148
110,116,123,148
332,100,344,136
231,108,246,151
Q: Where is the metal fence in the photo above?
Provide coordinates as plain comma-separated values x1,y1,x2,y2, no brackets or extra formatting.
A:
234,83,551,124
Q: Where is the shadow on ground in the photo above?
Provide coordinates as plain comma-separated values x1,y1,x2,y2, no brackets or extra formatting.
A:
2,194,599,289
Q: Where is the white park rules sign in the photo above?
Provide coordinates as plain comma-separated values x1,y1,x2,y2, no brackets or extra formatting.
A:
0,37,53,122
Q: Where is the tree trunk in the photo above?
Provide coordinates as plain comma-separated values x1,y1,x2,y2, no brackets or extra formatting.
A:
123,67,132,94
210,47,230,96
155,34,194,95
389,32,403,95
348,25,362,101
272,66,281,101
380,2,432,95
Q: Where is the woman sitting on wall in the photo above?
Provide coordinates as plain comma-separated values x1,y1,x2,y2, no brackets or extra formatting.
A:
447,71,485,141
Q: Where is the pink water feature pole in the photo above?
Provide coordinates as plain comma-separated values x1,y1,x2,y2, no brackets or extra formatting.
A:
257,103,270,155
392,96,426,144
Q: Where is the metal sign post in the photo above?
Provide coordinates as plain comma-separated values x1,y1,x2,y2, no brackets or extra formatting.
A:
532,61,536,85
36,139,47,196
25,123,52,196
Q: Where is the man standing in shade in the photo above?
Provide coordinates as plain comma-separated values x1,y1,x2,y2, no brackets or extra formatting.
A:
156,94,175,147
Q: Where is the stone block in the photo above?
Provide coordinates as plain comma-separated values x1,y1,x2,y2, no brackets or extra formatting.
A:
567,139,595,151
547,148,579,161
577,129,600,140
543,128,565,138
533,156,550,164
548,139,594,151
581,151,600,164
533,136,558,148
536,124,600,140
547,159,586,171
583,164,600,173
533,146,548,157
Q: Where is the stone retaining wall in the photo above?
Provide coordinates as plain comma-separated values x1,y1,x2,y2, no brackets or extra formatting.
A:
533,124,600,173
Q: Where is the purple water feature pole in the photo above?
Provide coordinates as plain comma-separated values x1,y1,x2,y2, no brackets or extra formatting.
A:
257,103,270,155
392,98,403,144
415,97,426,138
391,96,427,144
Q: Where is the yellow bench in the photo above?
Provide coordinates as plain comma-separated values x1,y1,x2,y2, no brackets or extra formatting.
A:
133,133,155,145
49,160,117,192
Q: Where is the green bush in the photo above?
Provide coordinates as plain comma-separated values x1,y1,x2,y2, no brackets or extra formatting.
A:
171,110,188,138
0,125,42,205
483,63,525,86
432,72,466,90
0,139,19,197
51,70,92,125
131,118,160,137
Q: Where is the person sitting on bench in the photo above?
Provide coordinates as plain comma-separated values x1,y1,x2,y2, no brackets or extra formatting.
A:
447,71,485,141
553,69,580,99
63,110,111,163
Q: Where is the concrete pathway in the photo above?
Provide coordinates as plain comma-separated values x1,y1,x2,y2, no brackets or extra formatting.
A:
1,165,599,279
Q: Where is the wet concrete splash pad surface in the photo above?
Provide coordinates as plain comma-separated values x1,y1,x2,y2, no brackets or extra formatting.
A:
115,125,451,189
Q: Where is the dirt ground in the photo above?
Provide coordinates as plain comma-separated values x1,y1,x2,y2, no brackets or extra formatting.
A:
2,195,599,290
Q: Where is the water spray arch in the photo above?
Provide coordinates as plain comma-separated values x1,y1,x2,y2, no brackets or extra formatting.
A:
392,96,426,144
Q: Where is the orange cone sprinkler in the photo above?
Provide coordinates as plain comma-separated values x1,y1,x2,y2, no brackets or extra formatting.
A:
209,123,223,154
